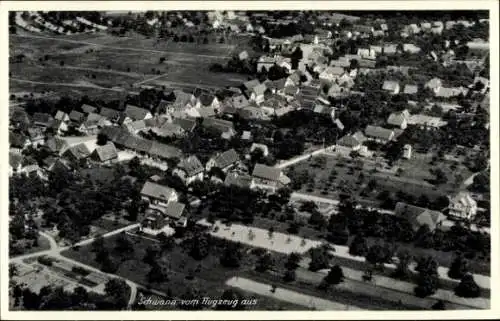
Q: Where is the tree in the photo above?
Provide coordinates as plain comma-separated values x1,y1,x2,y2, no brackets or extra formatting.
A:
104,278,129,309
283,269,296,282
308,247,330,272
96,133,108,146
414,272,439,298
366,244,392,268
323,265,345,285
115,233,134,254
220,242,242,268
392,250,412,280
349,234,368,257
190,233,211,260
285,252,302,270
454,274,480,298
415,256,438,276
448,255,469,280
92,234,105,252
147,261,169,284
143,244,161,265
432,300,446,310
158,232,175,252
255,253,274,272
101,255,119,273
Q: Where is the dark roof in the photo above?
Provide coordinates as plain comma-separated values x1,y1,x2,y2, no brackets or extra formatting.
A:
198,93,217,107
210,149,240,169
81,104,98,114
124,104,151,120
64,143,91,160
230,95,250,109
224,172,253,188
164,201,186,219
10,131,28,148
11,109,31,125
141,181,176,200
172,117,197,132
337,135,361,148
93,142,118,161
394,202,446,231
365,125,394,140
32,112,54,126
177,155,204,176
149,141,182,159
252,163,281,181
99,107,121,120
69,110,85,123
9,152,23,168
202,118,234,133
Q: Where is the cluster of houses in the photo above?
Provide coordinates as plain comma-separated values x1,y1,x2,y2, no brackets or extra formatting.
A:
14,11,107,35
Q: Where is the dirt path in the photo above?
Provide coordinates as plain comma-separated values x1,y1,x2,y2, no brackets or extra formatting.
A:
225,276,365,310
12,34,231,60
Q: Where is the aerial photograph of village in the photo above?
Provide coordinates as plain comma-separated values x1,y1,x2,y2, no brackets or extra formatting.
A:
7,8,491,312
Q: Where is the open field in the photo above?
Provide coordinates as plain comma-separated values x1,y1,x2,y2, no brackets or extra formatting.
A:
10,33,249,98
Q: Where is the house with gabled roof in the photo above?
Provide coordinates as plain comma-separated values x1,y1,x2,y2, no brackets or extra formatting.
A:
141,181,178,206
173,155,204,185
394,202,446,231
33,112,54,128
206,148,240,172
172,117,197,132
387,110,410,129
224,172,253,189
91,142,118,164
249,83,268,105
69,110,86,124
62,143,92,161
54,110,70,122
425,77,443,94
335,134,363,153
448,192,478,220
202,118,236,138
365,125,394,143
403,43,421,54
250,143,270,157
124,104,153,121
99,107,121,122
27,127,45,147
403,84,419,95
250,163,289,192
382,80,400,94
81,104,98,114
10,131,31,150
319,66,345,84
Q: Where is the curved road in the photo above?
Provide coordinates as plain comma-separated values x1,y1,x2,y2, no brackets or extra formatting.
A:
11,224,142,308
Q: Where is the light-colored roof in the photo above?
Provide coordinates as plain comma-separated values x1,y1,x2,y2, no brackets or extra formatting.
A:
81,104,98,114
224,172,253,188
450,192,477,207
387,111,408,126
403,84,419,94
382,80,399,91
337,135,361,148
252,83,268,96
426,77,442,89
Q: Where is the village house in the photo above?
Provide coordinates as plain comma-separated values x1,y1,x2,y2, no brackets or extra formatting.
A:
238,106,266,120
394,202,447,231
369,45,383,55
319,66,345,85
173,155,205,185
330,57,351,68
471,76,490,94
69,110,86,124
382,80,400,94
403,43,421,54
431,21,444,35
425,77,443,94
260,96,293,117
335,134,364,154
403,84,419,95
90,142,118,164
383,44,398,55
251,163,290,192
54,110,70,122
9,152,23,177
249,83,268,105
10,131,31,151
239,50,249,60
201,118,236,139
387,110,410,129
195,93,221,111
206,148,240,172
62,142,93,162
51,120,68,135
172,117,197,133
224,172,253,189
27,127,45,147
435,86,468,98
151,123,185,138
99,107,121,123
447,192,478,220
140,181,178,206
81,104,98,114
229,94,250,110
124,104,153,121
257,56,276,72
365,125,394,143
32,112,54,128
